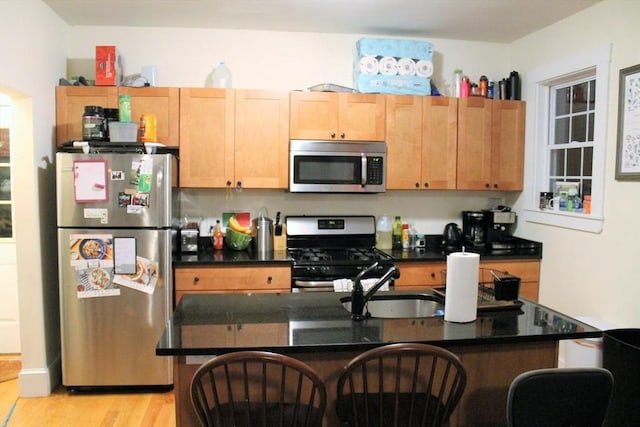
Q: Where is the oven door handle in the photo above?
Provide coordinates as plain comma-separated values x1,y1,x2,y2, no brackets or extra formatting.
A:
361,154,367,187
294,280,335,289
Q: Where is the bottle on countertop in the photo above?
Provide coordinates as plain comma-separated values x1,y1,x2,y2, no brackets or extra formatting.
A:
392,216,403,250
213,219,224,250
376,214,392,250
212,61,232,88
401,223,410,250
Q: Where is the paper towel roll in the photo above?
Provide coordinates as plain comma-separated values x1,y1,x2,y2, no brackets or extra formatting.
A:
397,58,416,76
379,56,398,75
444,252,480,323
359,56,379,75
416,60,434,78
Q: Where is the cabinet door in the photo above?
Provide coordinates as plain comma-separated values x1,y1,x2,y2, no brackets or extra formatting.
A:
385,95,423,190
457,97,493,190
234,90,290,189
422,97,458,189
119,87,180,148
290,91,385,141
491,100,525,191
289,91,338,140
55,86,118,145
338,93,386,141
179,88,235,188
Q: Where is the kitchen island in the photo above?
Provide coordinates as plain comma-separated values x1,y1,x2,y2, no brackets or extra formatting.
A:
157,292,599,427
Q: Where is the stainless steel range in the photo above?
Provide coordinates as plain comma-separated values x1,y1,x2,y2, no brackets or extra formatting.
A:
286,215,395,292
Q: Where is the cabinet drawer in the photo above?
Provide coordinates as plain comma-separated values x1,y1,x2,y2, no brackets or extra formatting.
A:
394,262,446,289
175,266,291,292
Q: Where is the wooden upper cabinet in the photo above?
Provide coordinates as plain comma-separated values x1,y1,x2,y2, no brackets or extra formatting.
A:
179,89,289,189
55,86,118,145
290,91,385,141
457,97,525,191
456,97,495,190
179,88,235,188
55,86,179,147
386,95,457,190
491,100,525,191
234,90,290,189
422,96,458,189
385,95,423,189
118,87,180,147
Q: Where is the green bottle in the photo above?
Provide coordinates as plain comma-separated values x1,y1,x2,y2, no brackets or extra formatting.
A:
392,216,402,250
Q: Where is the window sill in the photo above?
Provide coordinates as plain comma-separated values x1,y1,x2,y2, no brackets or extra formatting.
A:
523,208,603,233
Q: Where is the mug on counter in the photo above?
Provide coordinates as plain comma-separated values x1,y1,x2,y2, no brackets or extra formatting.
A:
546,196,561,211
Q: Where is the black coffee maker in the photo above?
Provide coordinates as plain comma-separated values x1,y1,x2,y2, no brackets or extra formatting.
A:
483,208,517,250
462,211,485,248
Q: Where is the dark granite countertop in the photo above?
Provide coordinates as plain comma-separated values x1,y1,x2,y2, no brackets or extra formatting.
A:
173,235,542,266
157,291,599,356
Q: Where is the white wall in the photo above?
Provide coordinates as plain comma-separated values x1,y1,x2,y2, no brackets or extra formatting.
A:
510,0,640,327
0,0,67,396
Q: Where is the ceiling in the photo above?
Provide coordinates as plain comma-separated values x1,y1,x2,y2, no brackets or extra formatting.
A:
42,0,600,43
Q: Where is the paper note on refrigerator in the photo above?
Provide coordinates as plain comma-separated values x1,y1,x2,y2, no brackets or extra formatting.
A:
73,160,108,203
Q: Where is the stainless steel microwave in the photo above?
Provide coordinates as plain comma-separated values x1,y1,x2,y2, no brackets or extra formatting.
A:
289,139,386,193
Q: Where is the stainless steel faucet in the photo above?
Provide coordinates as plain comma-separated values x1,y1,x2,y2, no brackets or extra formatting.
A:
351,262,400,320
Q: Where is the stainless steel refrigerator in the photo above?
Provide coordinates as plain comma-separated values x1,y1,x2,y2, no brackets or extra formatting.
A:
56,149,174,389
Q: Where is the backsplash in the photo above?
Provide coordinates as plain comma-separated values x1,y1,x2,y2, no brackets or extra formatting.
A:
177,188,519,236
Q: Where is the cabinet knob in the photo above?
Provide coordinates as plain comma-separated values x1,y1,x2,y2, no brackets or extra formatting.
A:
226,180,232,187
267,276,273,283
340,133,345,139
485,183,491,188
236,181,242,190
414,182,420,188
193,277,200,285
430,272,435,278
493,183,499,189
424,182,429,188
331,132,336,139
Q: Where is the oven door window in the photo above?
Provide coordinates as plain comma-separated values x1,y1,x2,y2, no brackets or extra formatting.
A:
292,155,361,185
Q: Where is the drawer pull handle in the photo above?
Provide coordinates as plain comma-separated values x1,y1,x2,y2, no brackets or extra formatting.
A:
193,277,199,285
267,276,273,283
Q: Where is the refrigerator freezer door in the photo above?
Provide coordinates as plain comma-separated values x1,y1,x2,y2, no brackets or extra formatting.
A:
58,228,172,387
56,152,173,228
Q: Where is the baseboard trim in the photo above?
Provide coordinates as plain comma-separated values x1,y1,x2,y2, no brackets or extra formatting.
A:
18,355,61,397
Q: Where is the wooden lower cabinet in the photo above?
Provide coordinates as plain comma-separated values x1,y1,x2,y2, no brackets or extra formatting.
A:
174,265,291,303
394,259,540,302
173,341,558,427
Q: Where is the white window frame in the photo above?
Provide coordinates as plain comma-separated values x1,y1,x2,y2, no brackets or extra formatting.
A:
522,44,611,233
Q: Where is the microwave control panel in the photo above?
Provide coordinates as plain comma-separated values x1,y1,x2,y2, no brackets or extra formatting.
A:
367,156,384,184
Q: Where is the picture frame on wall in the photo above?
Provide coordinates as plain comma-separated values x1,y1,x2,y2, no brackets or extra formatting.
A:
615,64,640,180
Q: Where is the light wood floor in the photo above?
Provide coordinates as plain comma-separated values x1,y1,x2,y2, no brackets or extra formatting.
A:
0,378,176,427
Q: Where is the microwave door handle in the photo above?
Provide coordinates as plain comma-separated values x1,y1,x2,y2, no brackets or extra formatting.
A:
361,154,367,187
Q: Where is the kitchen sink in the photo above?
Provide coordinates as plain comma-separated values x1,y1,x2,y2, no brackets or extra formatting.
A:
340,293,445,319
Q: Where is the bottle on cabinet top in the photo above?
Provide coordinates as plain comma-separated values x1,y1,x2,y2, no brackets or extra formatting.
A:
212,62,232,88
